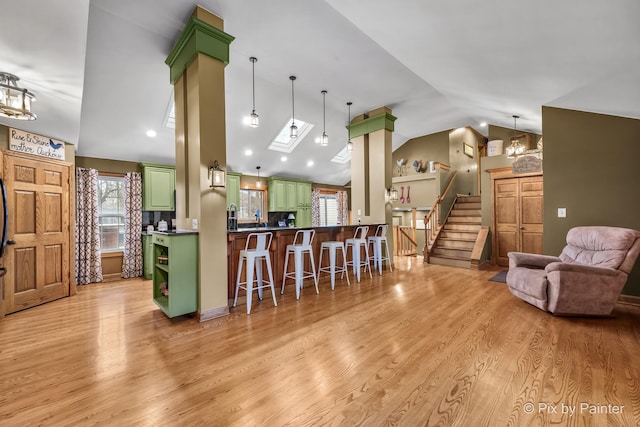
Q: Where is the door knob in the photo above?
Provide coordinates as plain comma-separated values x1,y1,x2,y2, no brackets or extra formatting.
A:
519,226,525,230
6,239,16,245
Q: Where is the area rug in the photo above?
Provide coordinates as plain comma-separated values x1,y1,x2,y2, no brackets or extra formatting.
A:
488,270,508,283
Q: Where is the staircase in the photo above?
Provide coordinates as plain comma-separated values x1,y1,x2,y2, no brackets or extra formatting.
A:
428,195,481,268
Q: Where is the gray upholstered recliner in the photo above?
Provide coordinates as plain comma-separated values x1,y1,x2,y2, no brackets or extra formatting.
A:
506,226,640,315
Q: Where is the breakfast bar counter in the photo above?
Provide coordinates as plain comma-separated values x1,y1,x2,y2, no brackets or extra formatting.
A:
227,225,380,301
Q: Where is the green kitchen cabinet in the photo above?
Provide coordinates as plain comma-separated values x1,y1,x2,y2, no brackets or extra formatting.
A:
296,207,312,227
268,179,287,211
152,232,198,318
141,163,175,211
227,173,240,209
285,181,297,210
296,181,312,207
143,234,154,279
268,178,311,212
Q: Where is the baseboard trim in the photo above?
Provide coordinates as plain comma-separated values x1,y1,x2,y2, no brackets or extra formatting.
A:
198,305,229,322
618,294,640,307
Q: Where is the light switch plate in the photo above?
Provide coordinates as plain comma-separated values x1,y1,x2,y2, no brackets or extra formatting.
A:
192,218,198,229
557,208,567,218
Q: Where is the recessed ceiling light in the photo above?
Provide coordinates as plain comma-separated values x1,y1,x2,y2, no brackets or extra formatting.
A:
281,156,287,162
314,136,321,144
146,130,157,138
307,160,314,167
244,149,253,156
242,116,251,125
480,122,487,127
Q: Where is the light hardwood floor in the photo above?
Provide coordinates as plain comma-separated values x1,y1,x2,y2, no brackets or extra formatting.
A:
1,257,639,426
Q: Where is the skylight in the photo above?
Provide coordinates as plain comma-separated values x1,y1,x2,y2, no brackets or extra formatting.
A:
165,101,175,129
330,145,352,164
268,118,314,153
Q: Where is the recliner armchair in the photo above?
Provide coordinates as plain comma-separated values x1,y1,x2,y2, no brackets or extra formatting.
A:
506,226,640,315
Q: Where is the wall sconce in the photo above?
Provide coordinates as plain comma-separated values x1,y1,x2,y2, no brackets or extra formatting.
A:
387,185,399,202
209,160,225,188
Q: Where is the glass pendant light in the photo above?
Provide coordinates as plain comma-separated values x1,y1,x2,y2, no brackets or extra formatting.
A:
321,90,328,146
506,115,525,158
289,76,298,138
256,166,262,188
249,57,259,127
346,101,353,151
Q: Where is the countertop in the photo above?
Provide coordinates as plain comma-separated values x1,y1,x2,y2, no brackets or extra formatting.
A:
227,224,381,233
143,230,199,236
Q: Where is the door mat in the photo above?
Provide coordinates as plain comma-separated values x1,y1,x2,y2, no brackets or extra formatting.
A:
488,270,508,283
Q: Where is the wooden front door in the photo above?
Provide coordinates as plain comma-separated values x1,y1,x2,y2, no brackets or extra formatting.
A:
3,153,71,313
493,174,543,266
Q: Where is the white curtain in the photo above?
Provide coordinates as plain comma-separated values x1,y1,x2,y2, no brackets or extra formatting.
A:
75,168,103,285
122,172,143,278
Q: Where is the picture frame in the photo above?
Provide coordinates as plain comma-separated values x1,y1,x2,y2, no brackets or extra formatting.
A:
463,142,474,158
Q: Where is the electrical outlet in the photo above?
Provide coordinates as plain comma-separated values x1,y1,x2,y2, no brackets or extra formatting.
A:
357,209,362,216
557,208,567,218
192,218,198,229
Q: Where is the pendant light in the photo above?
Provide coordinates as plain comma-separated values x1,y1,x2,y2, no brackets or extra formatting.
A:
506,115,525,158
0,72,36,120
346,102,353,151
249,57,259,127
289,76,298,138
256,166,262,188
320,90,328,146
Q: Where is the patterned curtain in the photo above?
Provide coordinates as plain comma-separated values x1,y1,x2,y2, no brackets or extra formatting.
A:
311,188,321,226
75,168,103,285
336,190,348,225
122,172,143,278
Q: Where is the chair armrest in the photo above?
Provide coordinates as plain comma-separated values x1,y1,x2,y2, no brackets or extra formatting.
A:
545,262,620,277
508,252,561,269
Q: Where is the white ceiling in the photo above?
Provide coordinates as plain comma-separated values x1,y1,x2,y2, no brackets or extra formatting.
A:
1,0,639,185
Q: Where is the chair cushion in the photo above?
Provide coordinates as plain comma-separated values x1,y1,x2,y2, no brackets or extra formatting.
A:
559,226,639,269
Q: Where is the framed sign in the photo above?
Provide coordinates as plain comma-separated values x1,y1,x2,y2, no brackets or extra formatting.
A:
463,142,474,158
8,128,65,161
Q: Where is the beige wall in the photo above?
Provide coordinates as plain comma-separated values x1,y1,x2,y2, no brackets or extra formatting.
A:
543,106,640,296
448,127,482,196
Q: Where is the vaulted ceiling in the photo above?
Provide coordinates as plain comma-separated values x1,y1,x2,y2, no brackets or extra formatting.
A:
1,0,638,185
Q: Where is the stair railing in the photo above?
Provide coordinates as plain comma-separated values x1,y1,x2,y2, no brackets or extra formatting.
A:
423,170,458,260
394,226,417,256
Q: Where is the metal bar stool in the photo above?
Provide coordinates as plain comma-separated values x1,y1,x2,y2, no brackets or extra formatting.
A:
368,224,393,275
282,229,318,299
233,232,277,314
345,226,372,283
317,241,351,290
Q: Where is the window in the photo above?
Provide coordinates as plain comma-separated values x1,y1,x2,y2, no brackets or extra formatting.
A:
97,175,125,252
239,189,265,221
319,194,339,226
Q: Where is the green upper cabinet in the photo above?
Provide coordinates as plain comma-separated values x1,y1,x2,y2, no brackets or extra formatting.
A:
285,181,297,210
226,173,240,209
268,179,287,211
141,163,175,211
296,181,312,207
268,178,312,212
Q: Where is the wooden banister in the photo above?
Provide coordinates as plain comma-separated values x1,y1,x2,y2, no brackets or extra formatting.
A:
423,171,458,261
394,226,417,256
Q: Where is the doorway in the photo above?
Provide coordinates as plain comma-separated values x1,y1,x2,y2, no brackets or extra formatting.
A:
1,152,72,314
489,168,543,266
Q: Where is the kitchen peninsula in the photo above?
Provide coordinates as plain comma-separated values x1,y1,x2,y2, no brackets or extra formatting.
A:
227,224,382,300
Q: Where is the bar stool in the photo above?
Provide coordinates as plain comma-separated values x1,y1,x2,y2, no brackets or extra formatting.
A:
282,229,318,299
345,226,372,283
368,224,393,275
233,232,277,314
317,241,351,290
